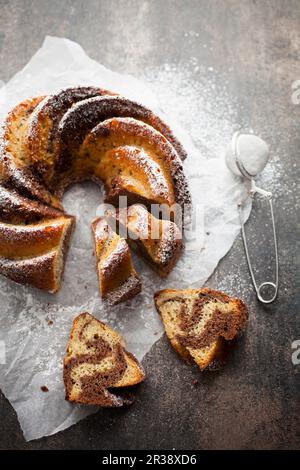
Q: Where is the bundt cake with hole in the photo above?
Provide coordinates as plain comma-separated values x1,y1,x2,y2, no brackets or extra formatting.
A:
107,204,183,277
63,312,145,406
92,217,141,305
154,288,248,370
0,86,191,294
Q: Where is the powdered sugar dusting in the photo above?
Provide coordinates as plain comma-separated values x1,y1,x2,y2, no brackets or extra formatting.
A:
142,61,238,159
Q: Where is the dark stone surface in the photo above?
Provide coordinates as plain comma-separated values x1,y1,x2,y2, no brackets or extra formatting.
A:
0,0,299,449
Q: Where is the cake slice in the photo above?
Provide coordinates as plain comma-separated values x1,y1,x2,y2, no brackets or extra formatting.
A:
63,312,145,406
107,204,183,277
154,288,248,370
92,217,141,305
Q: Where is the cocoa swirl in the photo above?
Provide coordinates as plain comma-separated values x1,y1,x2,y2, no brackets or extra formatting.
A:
64,319,131,406
164,291,248,350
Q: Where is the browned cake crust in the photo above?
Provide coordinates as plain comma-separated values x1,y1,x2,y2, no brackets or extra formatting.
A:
75,117,191,213
26,87,116,182
92,217,141,305
154,288,248,370
0,216,75,292
0,251,62,292
0,86,190,294
107,204,183,277
0,186,64,224
0,96,60,208
63,312,145,406
56,95,187,168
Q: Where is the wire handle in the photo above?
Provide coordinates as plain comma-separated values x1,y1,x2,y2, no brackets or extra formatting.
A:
238,180,279,304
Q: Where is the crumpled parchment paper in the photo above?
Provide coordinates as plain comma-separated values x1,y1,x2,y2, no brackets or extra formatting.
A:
0,36,251,441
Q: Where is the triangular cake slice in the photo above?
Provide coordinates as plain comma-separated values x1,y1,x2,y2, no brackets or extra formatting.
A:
63,312,145,406
92,217,141,305
155,288,248,370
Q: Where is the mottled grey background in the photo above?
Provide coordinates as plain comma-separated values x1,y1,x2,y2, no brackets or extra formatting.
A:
0,0,299,450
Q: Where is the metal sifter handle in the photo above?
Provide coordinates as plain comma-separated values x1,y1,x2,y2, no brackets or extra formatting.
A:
238,180,279,304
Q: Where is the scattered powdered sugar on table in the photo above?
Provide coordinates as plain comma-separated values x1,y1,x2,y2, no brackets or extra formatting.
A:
0,37,253,440
142,62,284,197
141,60,238,159
257,153,284,196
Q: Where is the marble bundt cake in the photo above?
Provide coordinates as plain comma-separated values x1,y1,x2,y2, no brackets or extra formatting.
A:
63,312,145,406
0,86,191,294
155,288,248,370
92,217,141,305
107,204,183,277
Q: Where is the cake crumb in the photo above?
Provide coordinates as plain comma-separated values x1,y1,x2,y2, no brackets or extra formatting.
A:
41,386,49,392
192,378,199,387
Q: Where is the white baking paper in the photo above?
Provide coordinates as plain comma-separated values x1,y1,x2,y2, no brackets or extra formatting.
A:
0,36,251,441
